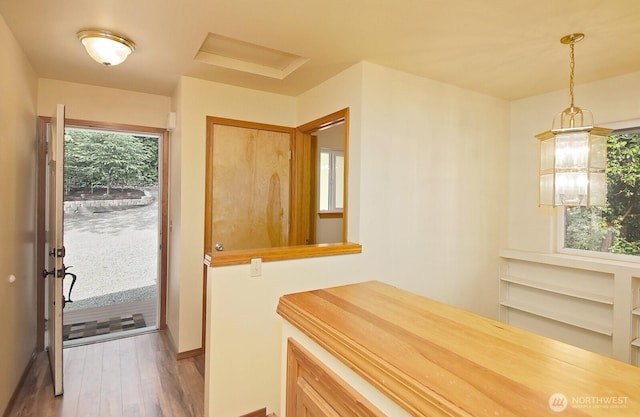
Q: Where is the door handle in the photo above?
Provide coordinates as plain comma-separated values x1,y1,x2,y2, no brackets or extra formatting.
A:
63,267,77,307
215,242,224,251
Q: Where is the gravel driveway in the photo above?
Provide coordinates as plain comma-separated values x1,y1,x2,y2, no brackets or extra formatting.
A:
62,191,158,310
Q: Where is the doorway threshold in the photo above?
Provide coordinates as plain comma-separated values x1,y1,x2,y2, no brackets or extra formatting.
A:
63,326,158,348
63,298,158,347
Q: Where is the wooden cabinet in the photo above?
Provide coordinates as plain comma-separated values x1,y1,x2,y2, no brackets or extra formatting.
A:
295,378,339,417
278,280,640,417
286,338,383,417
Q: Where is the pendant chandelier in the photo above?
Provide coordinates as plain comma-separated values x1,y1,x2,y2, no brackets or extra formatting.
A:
536,33,612,207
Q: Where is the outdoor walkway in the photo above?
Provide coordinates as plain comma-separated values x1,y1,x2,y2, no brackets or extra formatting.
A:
63,190,158,308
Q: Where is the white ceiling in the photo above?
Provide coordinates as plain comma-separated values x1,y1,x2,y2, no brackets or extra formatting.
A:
1,0,639,100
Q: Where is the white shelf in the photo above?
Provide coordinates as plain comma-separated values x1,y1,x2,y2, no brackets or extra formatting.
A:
500,300,613,336
500,255,639,364
500,248,640,272
500,275,613,305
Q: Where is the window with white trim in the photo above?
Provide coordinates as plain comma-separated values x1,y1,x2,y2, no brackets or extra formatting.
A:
319,149,344,212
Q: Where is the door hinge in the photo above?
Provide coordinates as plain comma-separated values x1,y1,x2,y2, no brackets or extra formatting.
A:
42,266,65,279
48,246,66,258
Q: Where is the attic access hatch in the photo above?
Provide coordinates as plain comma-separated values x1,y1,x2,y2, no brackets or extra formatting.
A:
195,33,309,79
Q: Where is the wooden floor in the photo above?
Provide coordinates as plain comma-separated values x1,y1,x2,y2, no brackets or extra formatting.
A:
7,331,204,417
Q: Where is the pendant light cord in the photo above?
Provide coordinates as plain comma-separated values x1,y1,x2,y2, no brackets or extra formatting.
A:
569,40,575,110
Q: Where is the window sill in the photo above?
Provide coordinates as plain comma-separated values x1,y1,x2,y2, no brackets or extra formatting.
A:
204,242,362,267
318,211,343,219
500,248,640,273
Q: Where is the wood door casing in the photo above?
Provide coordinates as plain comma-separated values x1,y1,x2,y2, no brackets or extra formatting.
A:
36,118,170,352
209,123,292,251
295,109,349,245
203,108,359,268
289,130,315,246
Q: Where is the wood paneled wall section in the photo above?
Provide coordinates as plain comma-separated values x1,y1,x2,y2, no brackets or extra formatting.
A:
204,117,295,254
210,124,291,250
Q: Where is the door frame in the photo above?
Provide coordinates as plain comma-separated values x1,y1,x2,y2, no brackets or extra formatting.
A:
36,117,170,350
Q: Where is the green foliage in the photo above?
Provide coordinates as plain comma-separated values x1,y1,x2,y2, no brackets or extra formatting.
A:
566,132,640,256
564,207,607,251
603,134,640,243
64,129,158,194
611,237,640,256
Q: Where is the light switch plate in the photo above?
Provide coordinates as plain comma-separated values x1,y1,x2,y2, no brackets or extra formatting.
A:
250,258,262,277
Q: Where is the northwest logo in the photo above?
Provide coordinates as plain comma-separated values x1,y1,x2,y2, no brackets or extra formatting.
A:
549,393,568,412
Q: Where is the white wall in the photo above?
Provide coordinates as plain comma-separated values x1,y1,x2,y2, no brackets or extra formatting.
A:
358,62,510,318
37,79,171,127
204,61,511,416
315,217,343,244
508,71,640,252
0,13,38,414
169,77,297,354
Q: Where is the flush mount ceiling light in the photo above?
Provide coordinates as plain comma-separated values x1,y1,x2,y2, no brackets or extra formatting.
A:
77,29,135,66
536,33,612,207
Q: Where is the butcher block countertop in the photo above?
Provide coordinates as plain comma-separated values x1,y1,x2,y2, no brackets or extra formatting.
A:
276,280,640,416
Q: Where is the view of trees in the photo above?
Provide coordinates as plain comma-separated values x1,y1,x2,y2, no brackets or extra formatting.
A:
565,132,640,256
64,129,158,195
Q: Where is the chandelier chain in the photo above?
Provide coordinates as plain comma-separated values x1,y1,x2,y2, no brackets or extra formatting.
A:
569,41,575,109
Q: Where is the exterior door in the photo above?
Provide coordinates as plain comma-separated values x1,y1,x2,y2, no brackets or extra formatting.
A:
45,104,65,396
210,123,291,251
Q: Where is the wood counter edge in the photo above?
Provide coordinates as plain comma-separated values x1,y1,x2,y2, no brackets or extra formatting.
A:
204,242,362,267
276,289,463,417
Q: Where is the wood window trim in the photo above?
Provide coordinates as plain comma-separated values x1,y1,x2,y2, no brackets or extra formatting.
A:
204,242,361,267
318,212,343,219
204,108,361,267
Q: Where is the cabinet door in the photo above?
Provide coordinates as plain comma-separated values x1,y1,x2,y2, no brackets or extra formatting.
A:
286,338,385,417
296,378,341,417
